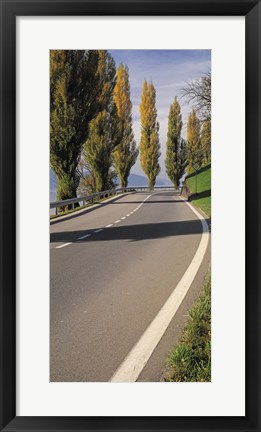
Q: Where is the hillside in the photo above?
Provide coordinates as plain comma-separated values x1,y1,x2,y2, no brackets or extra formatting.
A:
184,164,211,217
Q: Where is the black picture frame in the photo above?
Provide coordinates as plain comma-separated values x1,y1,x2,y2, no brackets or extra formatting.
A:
0,0,260,431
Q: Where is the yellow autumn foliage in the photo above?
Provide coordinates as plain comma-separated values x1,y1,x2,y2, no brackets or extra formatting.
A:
139,80,160,189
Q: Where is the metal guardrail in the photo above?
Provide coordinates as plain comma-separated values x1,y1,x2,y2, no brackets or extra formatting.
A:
50,187,126,215
50,186,178,215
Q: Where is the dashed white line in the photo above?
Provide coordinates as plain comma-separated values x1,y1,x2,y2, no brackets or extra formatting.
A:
56,242,72,249
55,193,152,250
78,233,91,240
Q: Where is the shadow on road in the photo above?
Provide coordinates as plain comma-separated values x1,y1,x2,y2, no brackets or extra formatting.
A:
50,219,209,244
50,191,181,226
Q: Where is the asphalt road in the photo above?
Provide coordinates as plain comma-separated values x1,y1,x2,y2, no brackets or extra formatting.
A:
50,191,210,382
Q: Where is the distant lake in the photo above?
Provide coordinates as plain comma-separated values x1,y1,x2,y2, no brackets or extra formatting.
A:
50,190,56,202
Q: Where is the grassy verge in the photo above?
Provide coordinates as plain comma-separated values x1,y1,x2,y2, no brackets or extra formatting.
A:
185,164,211,217
164,272,211,382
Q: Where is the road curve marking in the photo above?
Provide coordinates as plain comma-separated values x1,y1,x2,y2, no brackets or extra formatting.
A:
78,233,91,240
56,242,72,249
110,197,209,382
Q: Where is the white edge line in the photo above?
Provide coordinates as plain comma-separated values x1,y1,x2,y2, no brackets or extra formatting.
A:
106,224,113,228
121,217,126,220
56,242,72,249
110,196,209,382
115,220,121,223
94,228,103,233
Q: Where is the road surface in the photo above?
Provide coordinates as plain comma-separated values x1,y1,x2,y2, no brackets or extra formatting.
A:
50,191,210,382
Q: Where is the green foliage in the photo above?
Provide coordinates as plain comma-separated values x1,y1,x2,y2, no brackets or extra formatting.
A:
187,110,202,174
50,50,101,201
83,51,119,192
78,171,96,195
113,64,138,188
139,80,161,190
165,97,187,188
84,111,113,192
201,119,211,164
166,273,211,382
78,167,118,196
185,164,211,217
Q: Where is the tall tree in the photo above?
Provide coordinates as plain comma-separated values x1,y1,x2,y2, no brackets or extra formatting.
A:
83,50,118,192
187,110,202,173
165,97,187,188
177,138,187,181
181,72,211,122
50,50,101,201
201,119,211,164
139,80,161,190
113,64,138,188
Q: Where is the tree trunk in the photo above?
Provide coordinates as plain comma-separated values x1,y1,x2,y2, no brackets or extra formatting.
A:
148,177,155,191
120,177,127,190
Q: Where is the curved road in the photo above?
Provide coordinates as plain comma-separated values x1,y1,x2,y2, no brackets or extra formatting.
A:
50,191,210,382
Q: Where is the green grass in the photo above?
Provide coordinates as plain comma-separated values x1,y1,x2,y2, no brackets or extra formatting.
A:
165,273,211,382
185,164,211,217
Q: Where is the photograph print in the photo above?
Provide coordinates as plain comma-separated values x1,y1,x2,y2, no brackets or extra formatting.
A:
50,49,211,382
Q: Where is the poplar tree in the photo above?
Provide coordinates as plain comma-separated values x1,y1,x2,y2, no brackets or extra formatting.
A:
139,80,161,190
187,110,202,173
83,51,118,192
165,97,186,188
113,64,138,188
201,119,211,164
50,50,101,201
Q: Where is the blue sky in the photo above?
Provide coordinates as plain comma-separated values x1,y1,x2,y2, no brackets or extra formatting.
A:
109,50,211,180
